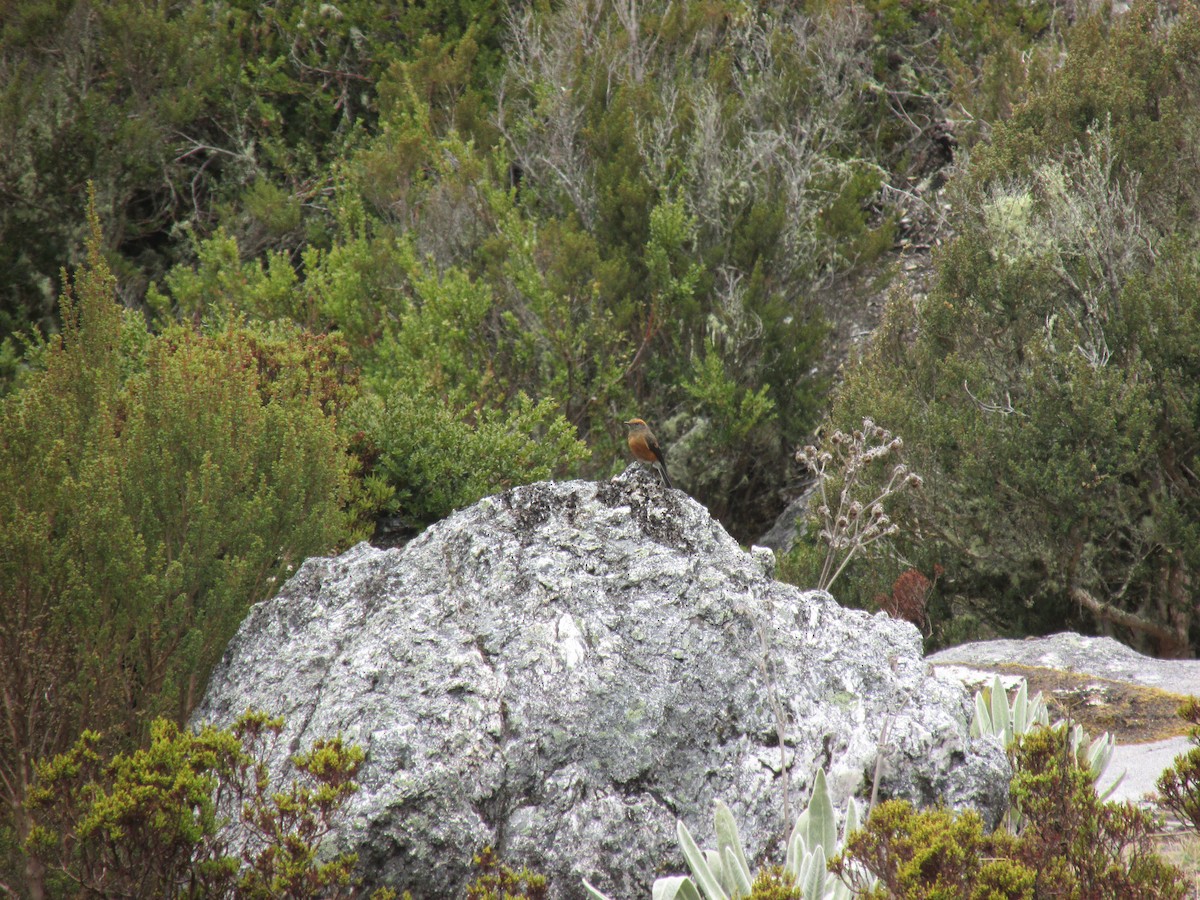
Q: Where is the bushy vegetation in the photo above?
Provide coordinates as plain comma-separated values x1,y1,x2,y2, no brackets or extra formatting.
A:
832,801,1033,898
815,1,1200,653
6,0,1200,891
0,0,507,342
0,199,362,887
1157,698,1200,834
2,0,1070,541
833,725,1185,898
466,847,548,900
22,710,395,899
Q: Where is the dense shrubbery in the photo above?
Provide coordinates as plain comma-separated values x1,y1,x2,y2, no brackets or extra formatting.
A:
23,711,392,900
0,0,508,344
2,0,1068,541
833,725,1185,898
817,1,1200,653
0,202,361,887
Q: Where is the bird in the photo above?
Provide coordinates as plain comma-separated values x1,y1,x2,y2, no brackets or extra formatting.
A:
623,418,672,488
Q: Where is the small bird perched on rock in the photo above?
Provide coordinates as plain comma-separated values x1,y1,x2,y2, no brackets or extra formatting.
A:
623,418,672,488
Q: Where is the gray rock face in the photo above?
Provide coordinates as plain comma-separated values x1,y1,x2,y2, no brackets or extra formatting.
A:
194,469,1009,898
755,483,816,554
929,632,1200,696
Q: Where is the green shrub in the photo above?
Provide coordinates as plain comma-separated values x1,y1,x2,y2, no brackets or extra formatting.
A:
975,0,1200,225
353,389,588,527
748,866,801,900
147,204,593,531
1154,698,1200,835
0,199,359,885
860,0,1056,156
830,800,1035,899
825,3,1200,649
466,846,548,900
1010,726,1183,897
24,711,386,899
833,724,1184,898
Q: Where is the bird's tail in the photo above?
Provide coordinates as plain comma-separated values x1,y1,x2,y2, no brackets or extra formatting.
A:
657,463,672,489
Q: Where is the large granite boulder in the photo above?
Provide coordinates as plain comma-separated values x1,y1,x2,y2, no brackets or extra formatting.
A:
194,469,1009,898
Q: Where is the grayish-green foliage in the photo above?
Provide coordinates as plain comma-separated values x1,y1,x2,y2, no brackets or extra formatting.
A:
826,3,1200,653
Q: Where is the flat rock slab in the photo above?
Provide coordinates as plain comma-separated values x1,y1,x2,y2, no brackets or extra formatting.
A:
929,632,1200,697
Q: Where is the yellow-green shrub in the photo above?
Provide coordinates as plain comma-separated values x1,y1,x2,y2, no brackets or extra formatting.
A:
0,201,359,885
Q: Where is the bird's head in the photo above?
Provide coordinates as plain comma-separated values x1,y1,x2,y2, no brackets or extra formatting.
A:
623,418,647,429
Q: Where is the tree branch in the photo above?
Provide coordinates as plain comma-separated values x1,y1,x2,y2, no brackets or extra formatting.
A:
1070,586,1187,655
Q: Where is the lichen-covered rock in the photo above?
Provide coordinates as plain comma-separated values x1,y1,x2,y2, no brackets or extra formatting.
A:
930,632,1200,695
194,468,1008,898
